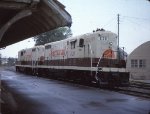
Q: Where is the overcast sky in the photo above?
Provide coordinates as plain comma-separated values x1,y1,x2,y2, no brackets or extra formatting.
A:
1,0,150,58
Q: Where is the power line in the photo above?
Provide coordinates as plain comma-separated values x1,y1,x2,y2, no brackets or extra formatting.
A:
120,15,150,31
122,15,150,21
102,17,116,28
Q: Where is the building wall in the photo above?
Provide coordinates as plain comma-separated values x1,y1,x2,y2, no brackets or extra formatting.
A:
127,41,150,80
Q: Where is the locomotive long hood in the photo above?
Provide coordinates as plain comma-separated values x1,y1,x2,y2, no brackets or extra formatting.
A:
0,0,72,48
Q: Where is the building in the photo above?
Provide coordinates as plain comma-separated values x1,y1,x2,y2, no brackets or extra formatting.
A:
127,41,150,80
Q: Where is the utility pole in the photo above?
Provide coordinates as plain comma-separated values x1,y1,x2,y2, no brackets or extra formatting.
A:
117,14,120,60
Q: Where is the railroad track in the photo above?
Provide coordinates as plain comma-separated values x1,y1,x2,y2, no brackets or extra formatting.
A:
69,80,150,99
114,81,150,99
130,80,150,89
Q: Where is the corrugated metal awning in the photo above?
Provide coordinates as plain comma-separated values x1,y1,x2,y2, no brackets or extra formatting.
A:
0,0,72,48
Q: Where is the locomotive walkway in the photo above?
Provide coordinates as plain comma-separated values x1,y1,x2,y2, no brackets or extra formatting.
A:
1,68,150,114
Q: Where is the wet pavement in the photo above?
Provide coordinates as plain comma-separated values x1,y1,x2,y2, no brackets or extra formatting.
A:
1,70,150,114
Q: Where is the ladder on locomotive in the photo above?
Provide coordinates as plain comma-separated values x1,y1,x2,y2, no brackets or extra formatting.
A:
89,43,103,80
94,56,103,81
32,59,38,75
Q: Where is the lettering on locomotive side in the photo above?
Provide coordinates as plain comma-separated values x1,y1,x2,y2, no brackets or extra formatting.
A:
51,49,65,57
26,55,31,58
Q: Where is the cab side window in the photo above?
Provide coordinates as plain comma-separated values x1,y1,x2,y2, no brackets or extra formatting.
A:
32,48,36,52
45,45,51,49
79,38,84,47
21,51,23,56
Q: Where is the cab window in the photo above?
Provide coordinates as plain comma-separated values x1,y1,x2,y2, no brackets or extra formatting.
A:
45,45,51,49
79,38,84,47
32,48,36,52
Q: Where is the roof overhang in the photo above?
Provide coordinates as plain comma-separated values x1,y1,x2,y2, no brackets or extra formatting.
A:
0,0,72,48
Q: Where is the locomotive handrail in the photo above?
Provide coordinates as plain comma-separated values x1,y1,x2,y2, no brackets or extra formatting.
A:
89,43,103,80
89,43,93,76
95,55,103,81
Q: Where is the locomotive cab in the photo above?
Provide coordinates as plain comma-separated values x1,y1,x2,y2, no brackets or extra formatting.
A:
92,31,129,87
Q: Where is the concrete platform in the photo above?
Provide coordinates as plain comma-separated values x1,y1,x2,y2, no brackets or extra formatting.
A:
1,70,150,114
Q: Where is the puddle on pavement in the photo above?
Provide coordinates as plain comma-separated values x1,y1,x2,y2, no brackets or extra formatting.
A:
82,101,107,109
106,98,128,102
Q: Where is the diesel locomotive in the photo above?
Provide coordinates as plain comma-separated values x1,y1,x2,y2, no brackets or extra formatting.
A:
16,29,129,87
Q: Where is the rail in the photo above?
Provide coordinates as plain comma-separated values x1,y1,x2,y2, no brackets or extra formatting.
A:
115,81,150,99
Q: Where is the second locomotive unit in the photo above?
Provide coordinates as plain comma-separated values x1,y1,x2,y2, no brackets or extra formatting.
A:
16,29,129,87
